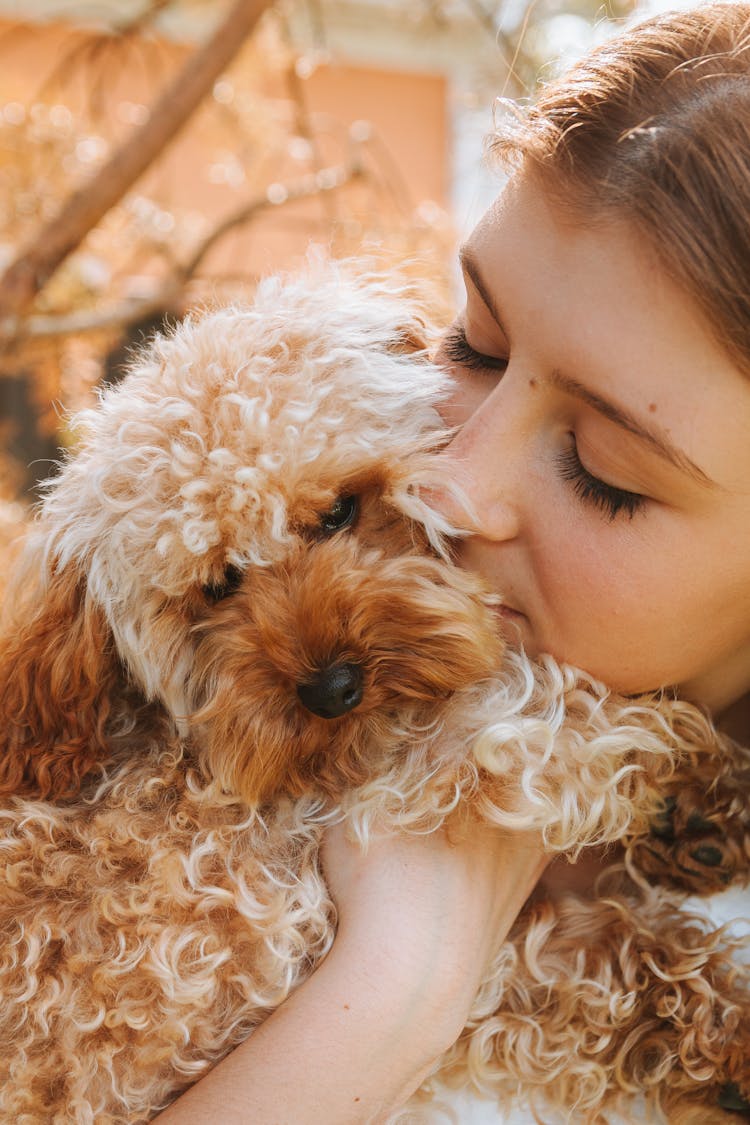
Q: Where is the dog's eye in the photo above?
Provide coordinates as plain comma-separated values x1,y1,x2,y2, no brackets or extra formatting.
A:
202,564,244,603
319,495,359,536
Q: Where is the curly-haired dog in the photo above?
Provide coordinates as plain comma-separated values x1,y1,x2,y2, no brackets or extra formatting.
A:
0,264,747,1123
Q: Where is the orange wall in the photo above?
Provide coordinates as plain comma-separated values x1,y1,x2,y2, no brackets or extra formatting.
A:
0,17,448,278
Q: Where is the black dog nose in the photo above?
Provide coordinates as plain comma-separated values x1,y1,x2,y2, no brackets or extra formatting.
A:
296,662,364,719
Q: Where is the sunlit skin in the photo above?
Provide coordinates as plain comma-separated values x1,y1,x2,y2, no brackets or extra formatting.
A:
434,173,750,722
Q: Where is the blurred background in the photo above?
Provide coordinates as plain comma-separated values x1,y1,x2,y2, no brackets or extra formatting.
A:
0,0,704,548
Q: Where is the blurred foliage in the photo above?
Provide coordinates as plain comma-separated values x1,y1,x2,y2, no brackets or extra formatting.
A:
0,0,639,526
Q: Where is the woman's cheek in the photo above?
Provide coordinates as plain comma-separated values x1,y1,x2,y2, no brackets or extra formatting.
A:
534,527,634,656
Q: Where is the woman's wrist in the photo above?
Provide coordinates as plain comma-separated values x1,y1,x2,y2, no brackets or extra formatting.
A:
325,821,549,1046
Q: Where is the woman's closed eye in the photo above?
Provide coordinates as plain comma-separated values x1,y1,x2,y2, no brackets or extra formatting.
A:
441,323,646,521
556,440,646,521
441,325,508,373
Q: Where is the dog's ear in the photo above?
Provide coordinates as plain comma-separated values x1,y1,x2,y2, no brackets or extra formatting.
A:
0,555,122,799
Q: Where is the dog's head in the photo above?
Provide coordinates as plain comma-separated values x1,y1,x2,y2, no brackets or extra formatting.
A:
0,263,500,803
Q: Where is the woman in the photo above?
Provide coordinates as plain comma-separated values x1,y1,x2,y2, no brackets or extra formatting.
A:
156,4,750,1120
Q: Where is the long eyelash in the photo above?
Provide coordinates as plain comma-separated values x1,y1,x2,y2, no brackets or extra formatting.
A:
442,326,507,372
556,444,645,521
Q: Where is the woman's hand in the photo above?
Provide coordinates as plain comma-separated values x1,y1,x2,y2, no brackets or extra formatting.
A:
322,819,550,1049
154,821,548,1125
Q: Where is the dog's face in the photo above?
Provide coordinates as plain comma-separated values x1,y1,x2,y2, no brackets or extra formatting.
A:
188,478,500,801
3,266,500,802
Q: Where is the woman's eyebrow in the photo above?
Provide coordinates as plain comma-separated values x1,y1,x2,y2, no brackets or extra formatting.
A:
459,245,509,336
459,244,716,490
550,369,716,488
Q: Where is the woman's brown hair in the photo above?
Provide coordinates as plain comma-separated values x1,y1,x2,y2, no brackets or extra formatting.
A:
491,3,750,373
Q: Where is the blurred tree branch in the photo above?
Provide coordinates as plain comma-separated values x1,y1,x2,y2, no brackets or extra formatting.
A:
0,0,273,334
1,157,364,341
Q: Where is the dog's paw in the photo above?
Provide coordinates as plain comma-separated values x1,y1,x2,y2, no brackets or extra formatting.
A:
630,784,749,895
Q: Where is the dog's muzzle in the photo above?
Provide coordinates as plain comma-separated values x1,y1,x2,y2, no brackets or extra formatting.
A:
296,662,364,719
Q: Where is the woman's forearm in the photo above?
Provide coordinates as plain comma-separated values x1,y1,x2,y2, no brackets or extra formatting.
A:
153,824,548,1124
153,939,443,1125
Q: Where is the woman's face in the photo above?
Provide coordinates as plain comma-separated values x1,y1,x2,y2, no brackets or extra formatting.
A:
434,174,750,714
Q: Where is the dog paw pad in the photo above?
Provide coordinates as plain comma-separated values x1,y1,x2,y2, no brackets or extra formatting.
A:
719,1083,750,1116
689,844,724,867
686,810,715,834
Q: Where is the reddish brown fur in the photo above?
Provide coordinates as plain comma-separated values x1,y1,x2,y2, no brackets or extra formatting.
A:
433,869,750,1122
0,268,746,1121
190,513,501,803
0,566,125,799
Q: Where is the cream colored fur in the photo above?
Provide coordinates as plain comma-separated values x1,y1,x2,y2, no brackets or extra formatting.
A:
0,262,747,1124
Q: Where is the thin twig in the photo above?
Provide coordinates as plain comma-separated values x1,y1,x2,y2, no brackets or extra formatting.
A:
1,160,363,342
0,0,274,332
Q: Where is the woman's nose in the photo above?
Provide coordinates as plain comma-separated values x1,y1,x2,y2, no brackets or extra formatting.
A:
432,386,524,543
